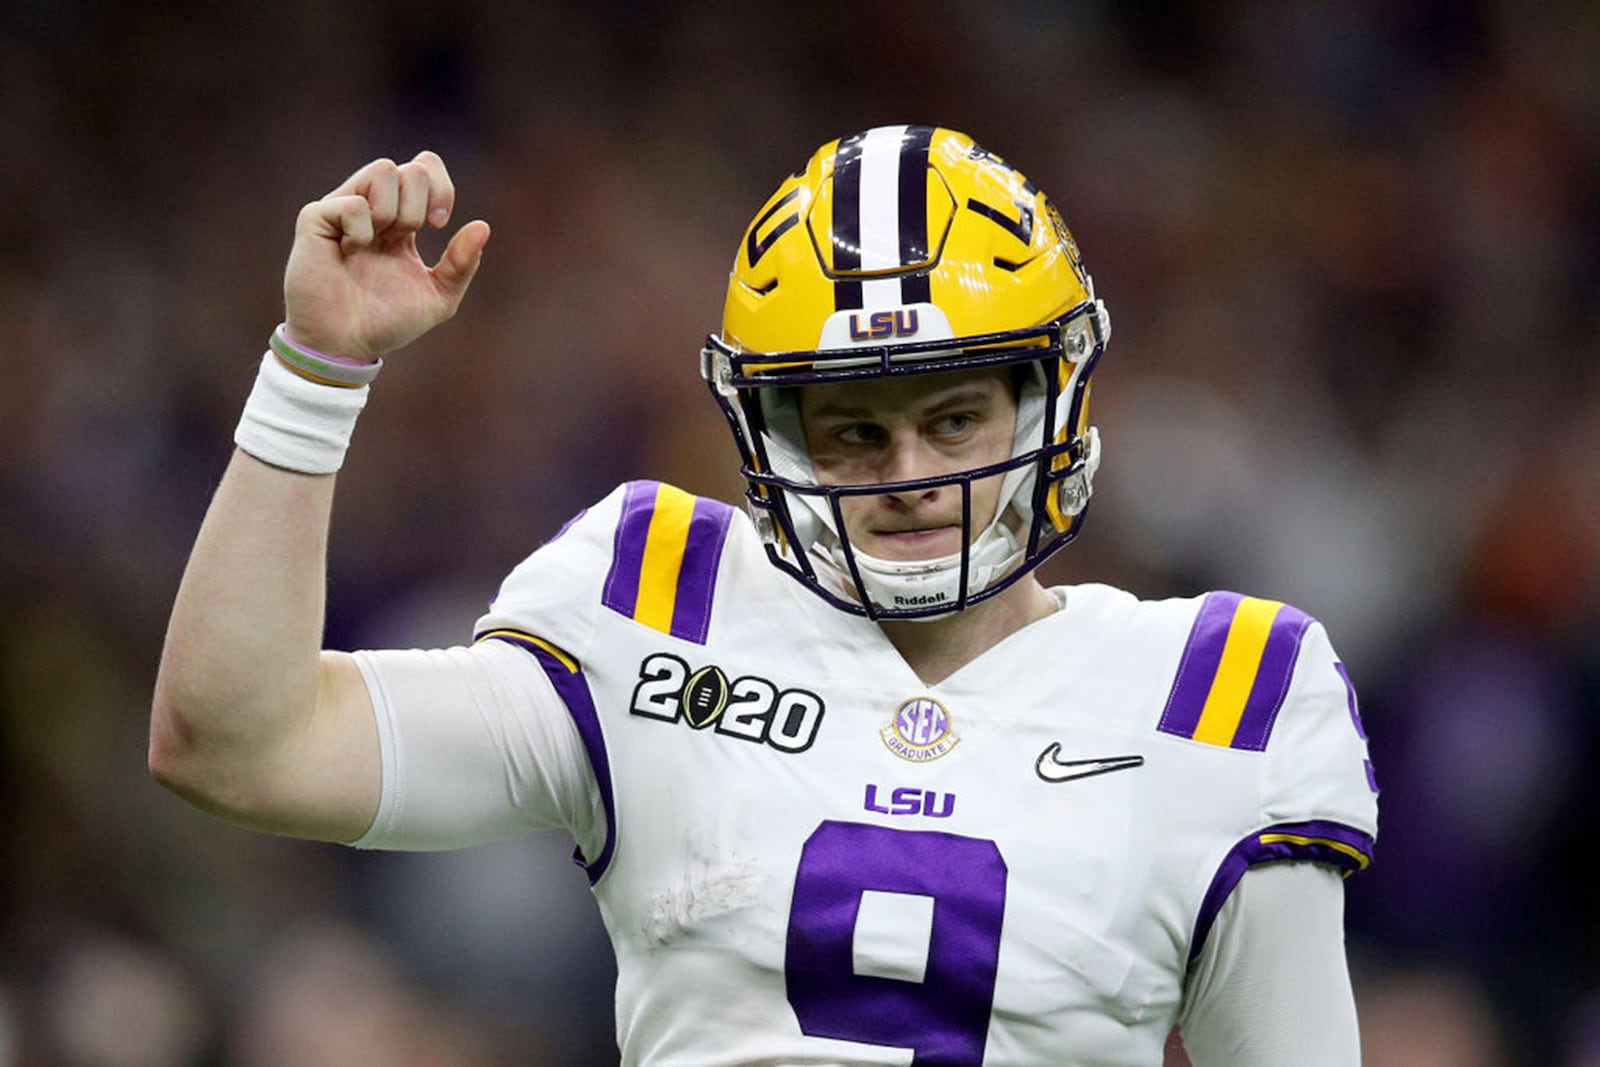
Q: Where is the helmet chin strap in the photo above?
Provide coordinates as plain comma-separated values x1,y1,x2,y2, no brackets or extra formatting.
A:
818,516,1025,620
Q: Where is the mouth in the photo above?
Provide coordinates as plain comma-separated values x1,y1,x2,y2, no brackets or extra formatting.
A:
868,524,962,558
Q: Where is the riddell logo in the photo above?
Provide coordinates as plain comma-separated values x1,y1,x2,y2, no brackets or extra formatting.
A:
894,591,947,606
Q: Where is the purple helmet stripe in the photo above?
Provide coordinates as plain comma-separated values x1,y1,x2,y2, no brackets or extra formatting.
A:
830,130,867,311
478,632,617,885
1189,819,1375,964
1157,591,1244,739
897,124,935,305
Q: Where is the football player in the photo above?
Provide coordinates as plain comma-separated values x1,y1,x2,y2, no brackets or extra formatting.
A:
151,127,1378,1065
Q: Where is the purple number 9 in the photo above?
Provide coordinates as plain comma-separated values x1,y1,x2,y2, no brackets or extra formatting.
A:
785,821,1008,1065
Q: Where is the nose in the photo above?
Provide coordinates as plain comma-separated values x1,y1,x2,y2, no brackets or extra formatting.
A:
878,429,943,506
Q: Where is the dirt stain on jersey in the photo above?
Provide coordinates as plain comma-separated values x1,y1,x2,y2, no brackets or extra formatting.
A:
642,840,769,947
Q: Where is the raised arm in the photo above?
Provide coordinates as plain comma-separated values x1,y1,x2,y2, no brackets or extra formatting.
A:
148,151,490,842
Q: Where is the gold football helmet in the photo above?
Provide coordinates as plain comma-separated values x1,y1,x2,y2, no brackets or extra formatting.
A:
701,125,1111,618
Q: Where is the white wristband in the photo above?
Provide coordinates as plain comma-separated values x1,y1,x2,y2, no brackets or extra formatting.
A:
234,351,371,474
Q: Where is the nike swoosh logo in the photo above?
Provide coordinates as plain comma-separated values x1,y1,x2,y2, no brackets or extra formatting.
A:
1035,743,1145,783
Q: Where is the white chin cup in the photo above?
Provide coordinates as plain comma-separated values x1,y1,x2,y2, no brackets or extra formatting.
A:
819,520,1024,618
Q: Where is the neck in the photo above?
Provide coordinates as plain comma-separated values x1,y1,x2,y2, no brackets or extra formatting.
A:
878,578,1058,685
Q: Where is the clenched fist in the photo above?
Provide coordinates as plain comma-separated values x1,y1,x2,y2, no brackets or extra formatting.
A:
283,150,491,362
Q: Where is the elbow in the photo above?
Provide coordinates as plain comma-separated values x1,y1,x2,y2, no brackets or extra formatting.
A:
147,692,205,799
146,701,255,824
147,688,308,834
147,685,250,818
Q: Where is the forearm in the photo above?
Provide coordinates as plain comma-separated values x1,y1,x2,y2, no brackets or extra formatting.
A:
149,449,336,809
147,150,484,839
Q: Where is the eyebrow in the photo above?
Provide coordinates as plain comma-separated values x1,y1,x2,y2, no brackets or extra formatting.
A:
805,385,998,421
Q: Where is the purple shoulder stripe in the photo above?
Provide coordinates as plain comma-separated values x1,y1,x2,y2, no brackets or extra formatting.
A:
601,480,735,644
1189,819,1375,964
601,481,659,624
672,495,736,643
1157,591,1243,740
1158,592,1317,752
1230,602,1314,751
478,631,617,886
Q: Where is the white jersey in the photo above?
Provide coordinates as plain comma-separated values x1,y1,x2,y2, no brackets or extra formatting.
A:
354,480,1379,1066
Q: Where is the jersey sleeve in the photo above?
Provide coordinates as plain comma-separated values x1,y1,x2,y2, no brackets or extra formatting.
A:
1178,861,1360,1066
349,639,604,857
1155,592,1379,965
354,481,738,878
1258,619,1380,853
348,484,645,855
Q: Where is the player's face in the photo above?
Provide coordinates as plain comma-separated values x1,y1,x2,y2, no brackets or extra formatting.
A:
798,367,1017,562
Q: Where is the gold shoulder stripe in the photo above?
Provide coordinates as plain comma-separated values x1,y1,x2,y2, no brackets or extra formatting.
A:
1191,597,1284,746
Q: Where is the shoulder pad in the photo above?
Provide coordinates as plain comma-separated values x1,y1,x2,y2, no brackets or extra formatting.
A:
474,481,739,654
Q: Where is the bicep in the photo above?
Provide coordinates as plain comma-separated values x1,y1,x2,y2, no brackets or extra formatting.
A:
1178,861,1360,1067
349,640,598,852
197,650,381,844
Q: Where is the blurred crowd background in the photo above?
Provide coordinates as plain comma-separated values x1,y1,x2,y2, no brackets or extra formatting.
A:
2,1,1597,1063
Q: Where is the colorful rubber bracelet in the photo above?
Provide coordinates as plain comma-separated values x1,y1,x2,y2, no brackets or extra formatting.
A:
235,351,370,474
269,323,383,387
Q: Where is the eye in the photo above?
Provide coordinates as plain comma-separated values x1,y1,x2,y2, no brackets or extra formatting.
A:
836,422,887,448
930,412,976,438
